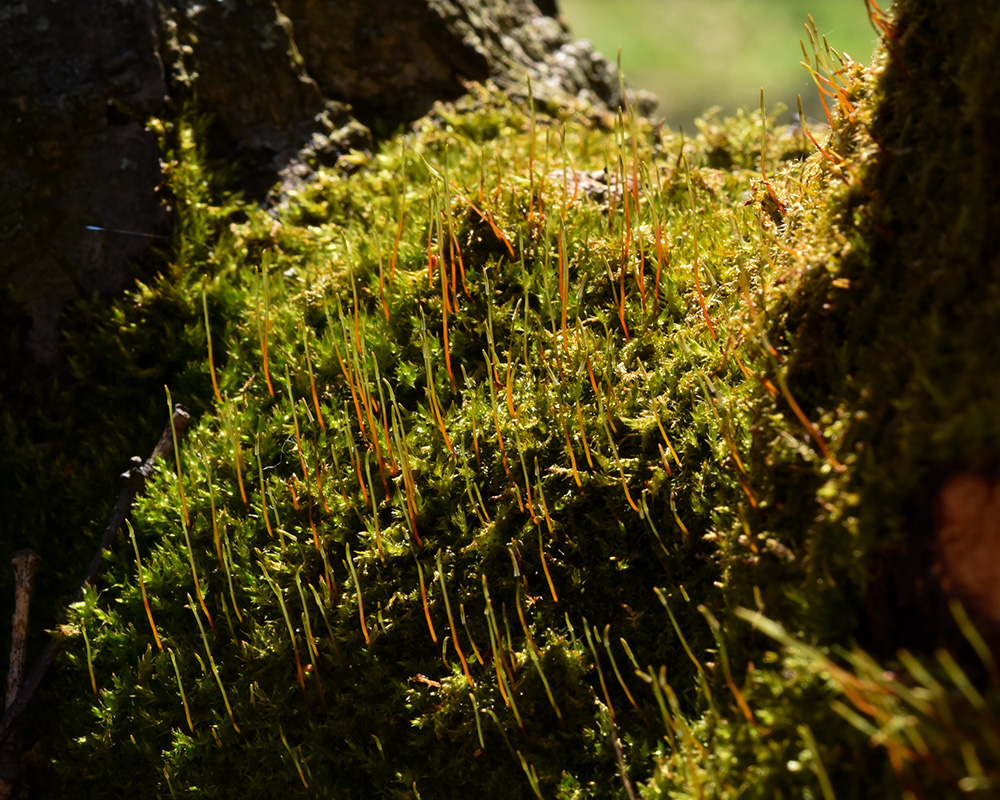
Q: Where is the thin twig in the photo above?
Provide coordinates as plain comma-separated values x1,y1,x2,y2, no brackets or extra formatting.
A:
0,404,190,748
0,549,41,799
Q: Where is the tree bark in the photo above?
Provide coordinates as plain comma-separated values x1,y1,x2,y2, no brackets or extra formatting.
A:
1,0,638,372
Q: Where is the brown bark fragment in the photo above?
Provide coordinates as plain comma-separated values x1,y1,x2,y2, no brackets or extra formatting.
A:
935,472,1000,627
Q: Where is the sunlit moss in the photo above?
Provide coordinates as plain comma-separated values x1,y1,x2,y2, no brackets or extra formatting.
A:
17,5,1000,796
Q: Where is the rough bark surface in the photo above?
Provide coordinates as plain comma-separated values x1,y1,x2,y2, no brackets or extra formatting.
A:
1,0,169,372
1,0,637,372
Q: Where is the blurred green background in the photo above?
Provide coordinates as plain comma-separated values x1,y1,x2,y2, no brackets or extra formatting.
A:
558,0,880,130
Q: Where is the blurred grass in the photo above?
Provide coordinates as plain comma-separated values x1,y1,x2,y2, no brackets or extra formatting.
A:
559,0,880,130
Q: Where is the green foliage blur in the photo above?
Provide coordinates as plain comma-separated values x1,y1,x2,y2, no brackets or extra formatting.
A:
559,0,879,129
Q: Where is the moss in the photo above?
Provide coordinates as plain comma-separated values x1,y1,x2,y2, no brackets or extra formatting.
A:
6,3,1000,797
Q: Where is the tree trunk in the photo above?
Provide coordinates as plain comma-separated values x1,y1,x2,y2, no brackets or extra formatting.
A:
1,0,638,372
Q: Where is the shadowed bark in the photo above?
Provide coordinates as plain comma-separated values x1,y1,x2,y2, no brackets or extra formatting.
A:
1,0,639,372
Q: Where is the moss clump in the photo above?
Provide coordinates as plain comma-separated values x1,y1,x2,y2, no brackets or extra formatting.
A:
11,3,1000,797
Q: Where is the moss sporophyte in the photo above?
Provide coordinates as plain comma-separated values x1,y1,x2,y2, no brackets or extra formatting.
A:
23,6,1000,797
